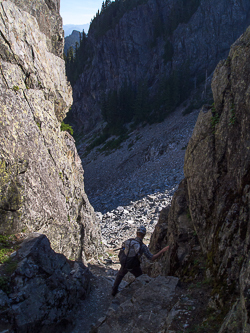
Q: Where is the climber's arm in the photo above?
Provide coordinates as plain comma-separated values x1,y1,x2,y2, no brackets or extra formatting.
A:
151,246,169,261
142,244,169,261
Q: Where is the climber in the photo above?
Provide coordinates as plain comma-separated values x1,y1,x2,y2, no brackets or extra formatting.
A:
112,226,169,296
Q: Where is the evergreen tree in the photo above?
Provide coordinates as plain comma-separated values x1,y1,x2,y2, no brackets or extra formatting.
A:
105,0,111,7
101,1,105,12
133,81,150,123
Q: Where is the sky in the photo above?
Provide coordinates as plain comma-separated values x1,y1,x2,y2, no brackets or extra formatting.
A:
60,0,104,25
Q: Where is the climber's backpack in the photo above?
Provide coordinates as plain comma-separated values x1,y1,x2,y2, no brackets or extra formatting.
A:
118,238,142,270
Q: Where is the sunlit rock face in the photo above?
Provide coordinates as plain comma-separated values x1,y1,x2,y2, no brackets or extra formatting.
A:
0,0,102,262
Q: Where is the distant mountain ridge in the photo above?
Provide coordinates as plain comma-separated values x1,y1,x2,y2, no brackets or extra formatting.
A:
64,30,82,55
63,23,89,37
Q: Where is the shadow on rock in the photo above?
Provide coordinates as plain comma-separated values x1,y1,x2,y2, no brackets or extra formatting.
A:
0,233,91,333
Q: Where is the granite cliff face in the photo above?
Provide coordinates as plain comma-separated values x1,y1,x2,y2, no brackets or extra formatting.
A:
148,26,250,331
0,0,101,262
70,0,250,134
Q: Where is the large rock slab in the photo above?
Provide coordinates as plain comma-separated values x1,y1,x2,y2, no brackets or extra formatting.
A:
0,233,91,333
0,1,102,261
95,274,179,333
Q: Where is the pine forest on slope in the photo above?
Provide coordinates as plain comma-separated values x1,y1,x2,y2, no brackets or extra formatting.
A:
65,0,250,152
65,0,204,134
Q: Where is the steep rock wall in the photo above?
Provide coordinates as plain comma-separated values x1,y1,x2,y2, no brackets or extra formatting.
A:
70,0,250,134
0,0,101,262
148,26,250,331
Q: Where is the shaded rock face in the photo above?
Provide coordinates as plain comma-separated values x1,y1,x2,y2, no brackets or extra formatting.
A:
0,234,91,333
0,1,101,262
148,26,250,330
144,179,195,278
71,0,250,134
94,274,179,333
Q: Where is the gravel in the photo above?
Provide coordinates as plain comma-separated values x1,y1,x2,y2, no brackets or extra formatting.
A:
79,106,199,214
77,106,200,250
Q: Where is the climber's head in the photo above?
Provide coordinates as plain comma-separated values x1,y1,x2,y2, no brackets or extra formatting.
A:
137,226,146,239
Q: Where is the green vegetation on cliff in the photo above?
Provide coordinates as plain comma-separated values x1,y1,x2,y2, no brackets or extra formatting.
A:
65,0,201,97
65,0,250,143
64,30,82,55
61,121,74,135
101,62,193,131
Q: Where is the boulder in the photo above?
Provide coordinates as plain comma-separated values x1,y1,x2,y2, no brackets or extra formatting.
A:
94,274,179,333
0,233,91,333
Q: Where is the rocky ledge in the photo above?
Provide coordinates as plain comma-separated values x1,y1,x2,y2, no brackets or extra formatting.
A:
0,233,91,333
93,275,179,333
